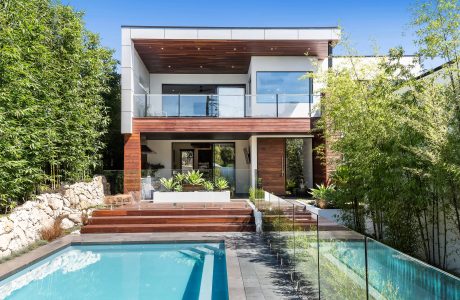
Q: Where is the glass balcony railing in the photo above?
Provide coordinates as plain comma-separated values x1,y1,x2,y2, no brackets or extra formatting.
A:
133,94,321,118
253,192,460,300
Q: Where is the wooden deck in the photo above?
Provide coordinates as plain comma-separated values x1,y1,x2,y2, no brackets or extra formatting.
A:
81,201,256,233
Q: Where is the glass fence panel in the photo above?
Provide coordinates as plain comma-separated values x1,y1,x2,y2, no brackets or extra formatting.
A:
292,203,319,298
318,215,367,299
134,94,319,118
139,168,251,200
366,238,460,300
261,193,279,254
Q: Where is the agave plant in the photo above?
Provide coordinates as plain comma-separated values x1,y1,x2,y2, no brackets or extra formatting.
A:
203,181,214,191
214,177,229,191
174,172,187,184
185,170,205,185
160,177,177,192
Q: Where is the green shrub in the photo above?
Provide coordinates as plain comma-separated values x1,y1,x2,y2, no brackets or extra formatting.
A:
185,170,205,185
160,178,177,191
203,181,214,191
214,177,229,191
249,187,264,202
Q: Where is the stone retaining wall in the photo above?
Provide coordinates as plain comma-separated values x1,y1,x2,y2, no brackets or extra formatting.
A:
0,176,105,258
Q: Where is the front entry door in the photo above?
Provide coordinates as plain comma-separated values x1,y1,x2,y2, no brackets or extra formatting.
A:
257,138,286,195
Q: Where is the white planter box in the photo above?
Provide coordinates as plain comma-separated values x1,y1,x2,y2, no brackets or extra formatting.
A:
153,191,231,203
304,204,343,223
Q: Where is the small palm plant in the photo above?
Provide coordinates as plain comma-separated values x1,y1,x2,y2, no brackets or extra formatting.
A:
185,170,205,185
203,181,214,191
160,177,177,192
310,183,335,209
214,177,229,191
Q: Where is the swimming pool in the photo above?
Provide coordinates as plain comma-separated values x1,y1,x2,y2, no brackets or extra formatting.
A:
0,242,229,300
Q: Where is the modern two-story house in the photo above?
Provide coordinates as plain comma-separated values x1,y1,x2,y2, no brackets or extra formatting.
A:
121,26,340,197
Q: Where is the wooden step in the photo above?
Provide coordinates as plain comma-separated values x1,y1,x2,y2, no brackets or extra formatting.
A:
92,208,253,217
81,223,256,234
89,215,254,225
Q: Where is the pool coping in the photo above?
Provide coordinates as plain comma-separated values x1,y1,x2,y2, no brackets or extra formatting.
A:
0,233,246,300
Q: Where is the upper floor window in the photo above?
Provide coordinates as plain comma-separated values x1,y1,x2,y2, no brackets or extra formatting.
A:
256,71,311,103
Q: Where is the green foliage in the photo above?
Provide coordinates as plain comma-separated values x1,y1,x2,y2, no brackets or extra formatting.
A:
174,172,187,184
310,184,335,201
214,177,229,191
203,181,214,191
286,139,305,189
313,0,460,271
0,0,116,211
160,178,177,192
184,170,205,185
249,187,264,201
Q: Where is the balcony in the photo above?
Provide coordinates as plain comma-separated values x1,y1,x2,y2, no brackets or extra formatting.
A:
133,94,320,118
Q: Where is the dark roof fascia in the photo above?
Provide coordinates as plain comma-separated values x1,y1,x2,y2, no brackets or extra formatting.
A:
416,60,454,80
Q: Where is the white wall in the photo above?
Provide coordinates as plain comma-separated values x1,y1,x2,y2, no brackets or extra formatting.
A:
121,27,151,132
144,139,251,193
248,56,319,117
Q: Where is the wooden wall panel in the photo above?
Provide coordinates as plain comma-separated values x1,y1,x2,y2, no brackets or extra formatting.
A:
124,133,141,193
257,138,286,195
133,118,312,134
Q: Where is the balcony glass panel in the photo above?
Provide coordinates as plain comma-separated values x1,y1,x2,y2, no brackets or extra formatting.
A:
134,93,318,118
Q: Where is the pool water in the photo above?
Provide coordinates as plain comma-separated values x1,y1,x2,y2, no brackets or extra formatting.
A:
0,242,229,300
325,240,460,300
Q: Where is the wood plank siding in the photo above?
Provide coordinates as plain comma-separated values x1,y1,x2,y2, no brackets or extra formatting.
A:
257,138,286,195
123,133,141,193
132,117,313,134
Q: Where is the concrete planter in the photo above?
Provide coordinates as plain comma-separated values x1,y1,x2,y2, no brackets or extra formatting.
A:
304,204,343,223
153,191,231,203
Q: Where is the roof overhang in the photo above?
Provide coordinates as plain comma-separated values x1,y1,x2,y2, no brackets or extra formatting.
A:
123,26,340,74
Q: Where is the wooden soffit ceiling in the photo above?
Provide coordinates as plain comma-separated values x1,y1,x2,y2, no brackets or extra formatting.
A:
133,39,330,74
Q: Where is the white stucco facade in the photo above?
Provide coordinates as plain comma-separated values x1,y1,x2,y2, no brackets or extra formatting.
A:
121,26,340,133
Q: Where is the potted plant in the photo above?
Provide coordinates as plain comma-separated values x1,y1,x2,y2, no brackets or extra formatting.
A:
310,183,335,209
183,170,205,192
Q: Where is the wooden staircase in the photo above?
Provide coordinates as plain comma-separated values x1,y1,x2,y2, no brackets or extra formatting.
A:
81,202,256,233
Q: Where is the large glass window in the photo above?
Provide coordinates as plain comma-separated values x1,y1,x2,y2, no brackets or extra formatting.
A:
256,71,311,103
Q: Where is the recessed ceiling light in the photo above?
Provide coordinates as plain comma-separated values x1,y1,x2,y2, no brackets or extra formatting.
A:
233,48,237,51
231,65,235,69
307,47,311,50
200,65,203,68
270,48,273,51
161,47,164,50
197,47,201,50
168,65,171,68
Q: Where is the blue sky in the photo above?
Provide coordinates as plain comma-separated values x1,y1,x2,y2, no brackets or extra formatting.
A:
65,0,439,69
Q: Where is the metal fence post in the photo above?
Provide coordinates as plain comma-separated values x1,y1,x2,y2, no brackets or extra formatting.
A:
276,94,279,117
144,94,148,117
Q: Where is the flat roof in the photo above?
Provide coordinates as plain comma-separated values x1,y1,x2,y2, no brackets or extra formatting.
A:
121,25,339,29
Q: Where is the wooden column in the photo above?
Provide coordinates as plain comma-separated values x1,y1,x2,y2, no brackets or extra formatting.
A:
123,133,141,193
